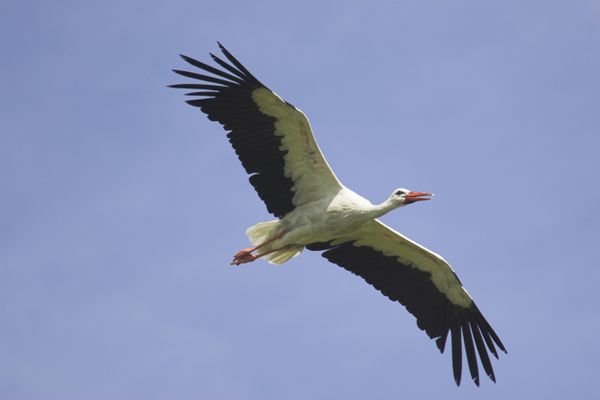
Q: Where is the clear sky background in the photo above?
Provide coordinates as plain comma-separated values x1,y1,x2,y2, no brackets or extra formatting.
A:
1,0,599,399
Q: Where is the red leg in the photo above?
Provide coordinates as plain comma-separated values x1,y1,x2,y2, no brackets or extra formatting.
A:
230,231,286,266
230,252,258,265
230,246,292,266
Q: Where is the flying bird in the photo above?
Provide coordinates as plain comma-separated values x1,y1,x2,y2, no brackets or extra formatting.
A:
170,43,506,386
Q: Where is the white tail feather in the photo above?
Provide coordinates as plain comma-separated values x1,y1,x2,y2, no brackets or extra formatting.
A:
246,220,279,246
265,246,303,265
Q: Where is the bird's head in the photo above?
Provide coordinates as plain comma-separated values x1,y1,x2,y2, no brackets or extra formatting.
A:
389,188,434,207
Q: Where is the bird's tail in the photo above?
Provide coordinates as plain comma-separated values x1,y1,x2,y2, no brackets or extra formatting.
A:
264,245,303,265
246,220,280,247
245,220,303,265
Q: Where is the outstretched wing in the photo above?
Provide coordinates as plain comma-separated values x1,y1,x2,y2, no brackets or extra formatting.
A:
170,43,342,218
308,220,506,386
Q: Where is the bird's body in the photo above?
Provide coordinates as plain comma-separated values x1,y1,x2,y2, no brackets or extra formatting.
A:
253,186,430,260
171,43,506,386
245,187,382,262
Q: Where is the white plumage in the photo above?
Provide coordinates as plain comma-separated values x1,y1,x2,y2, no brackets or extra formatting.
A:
171,43,506,386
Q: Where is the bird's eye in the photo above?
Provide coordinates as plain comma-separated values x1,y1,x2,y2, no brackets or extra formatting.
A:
395,190,404,196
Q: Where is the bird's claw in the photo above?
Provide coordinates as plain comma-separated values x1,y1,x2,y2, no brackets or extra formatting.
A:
233,247,255,258
230,249,257,266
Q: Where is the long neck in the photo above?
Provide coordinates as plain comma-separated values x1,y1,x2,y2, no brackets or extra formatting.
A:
367,198,398,219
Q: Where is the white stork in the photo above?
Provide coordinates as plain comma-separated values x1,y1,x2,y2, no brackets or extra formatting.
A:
170,43,506,386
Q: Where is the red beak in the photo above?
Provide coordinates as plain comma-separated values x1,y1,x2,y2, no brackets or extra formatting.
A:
405,191,434,204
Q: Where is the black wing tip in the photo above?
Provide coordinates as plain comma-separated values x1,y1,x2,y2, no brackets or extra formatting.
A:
215,42,262,85
451,324,462,386
179,53,200,66
167,83,188,89
488,329,507,354
171,69,190,81
497,340,508,354
217,41,230,55
446,306,506,387
436,332,448,354
185,99,205,107
174,43,263,90
491,349,500,359
172,69,188,76
461,319,480,387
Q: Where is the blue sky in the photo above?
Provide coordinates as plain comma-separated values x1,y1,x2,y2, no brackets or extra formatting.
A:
1,0,599,398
